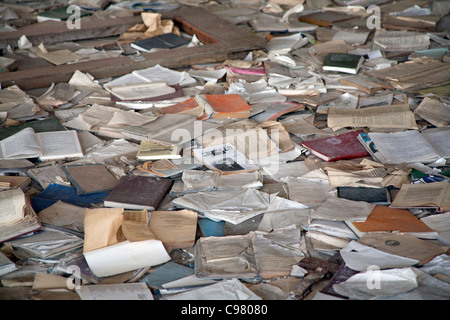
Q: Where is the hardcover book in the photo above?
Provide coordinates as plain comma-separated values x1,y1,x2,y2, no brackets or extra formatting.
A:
130,33,190,52
322,53,365,74
196,94,252,119
103,175,173,210
301,130,370,162
62,164,118,195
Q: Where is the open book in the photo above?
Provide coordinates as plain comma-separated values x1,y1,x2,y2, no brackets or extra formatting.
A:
0,127,83,161
390,181,450,212
357,130,449,165
192,143,259,175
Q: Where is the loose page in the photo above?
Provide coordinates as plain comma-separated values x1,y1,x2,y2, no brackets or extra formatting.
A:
83,239,171,277
310,197,376,222
327,104,417,131
414,97,450,127
106,82,176,101
421,128,450,158
372,29,430,52
149,209,198,250
76,283,154,300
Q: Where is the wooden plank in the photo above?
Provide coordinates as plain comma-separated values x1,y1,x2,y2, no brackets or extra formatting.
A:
0,7,266,90
0,14,143,49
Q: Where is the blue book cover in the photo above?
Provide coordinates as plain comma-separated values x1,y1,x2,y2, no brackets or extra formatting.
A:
32,183,109,212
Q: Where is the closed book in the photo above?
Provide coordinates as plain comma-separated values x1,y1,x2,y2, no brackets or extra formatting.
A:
61,164,118,195
322,53,365,74
130,33,190,52
301,130,370,162
37,6,91,22
103,175,173,210
199,94,252,119
32,183,109,212
136,139,181,161
346,206,438,239
298,11,358,28
337,186,391,205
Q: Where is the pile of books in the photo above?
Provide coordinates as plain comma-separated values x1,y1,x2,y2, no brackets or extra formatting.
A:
0,0,449,304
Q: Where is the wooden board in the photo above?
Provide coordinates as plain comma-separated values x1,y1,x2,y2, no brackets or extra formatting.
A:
0,14,143,49
0,7,267,90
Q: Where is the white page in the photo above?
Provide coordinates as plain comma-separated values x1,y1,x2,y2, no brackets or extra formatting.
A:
83,239,171,277
340,241,419,272
35,130,83,161
132,64,196,87
333,267,419,300
368,130,442,164
309,197,376,222
77,283,154,300
192,143,259,174
0,127,41,159
166,278,261,300
421,128,450,158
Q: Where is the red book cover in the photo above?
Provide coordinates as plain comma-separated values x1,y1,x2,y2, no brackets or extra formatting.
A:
301,130,369,161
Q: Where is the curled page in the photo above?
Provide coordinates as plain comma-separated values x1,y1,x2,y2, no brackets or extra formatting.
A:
84,239,171,277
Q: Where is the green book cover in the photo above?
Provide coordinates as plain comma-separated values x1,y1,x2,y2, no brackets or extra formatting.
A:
37,6,92,22
322,53,365,74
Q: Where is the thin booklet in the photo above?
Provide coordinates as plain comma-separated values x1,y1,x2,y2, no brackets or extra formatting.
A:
192,143,259,175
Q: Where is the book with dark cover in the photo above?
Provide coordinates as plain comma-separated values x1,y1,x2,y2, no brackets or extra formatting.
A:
37,6,92,22
301,130,370,162
130,33,190,52
322,53,365,74
103,175,173,210
337,186,391,205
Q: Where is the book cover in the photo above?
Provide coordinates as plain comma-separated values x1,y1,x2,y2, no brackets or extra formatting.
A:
159,97,204,118
136,139,181,161
301,130,370,162
347,206,437,238
322,53,365,74
298,11,358,27
37,6,91,22
130,33,190,52
62,164,118,195
103,175,173,210
32,183,110,212
202,94,252,119
337,186,391,205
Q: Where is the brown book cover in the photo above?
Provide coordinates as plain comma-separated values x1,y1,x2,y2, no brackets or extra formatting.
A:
103,175,173,211
298,11,357,28
62,164,118,195
348,205,436,236
203,94,252,119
